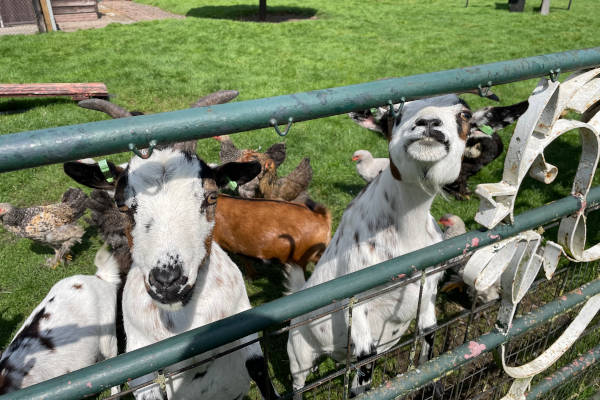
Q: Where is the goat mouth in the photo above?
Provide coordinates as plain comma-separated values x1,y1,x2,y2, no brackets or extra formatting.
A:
405,135,449,148
146,281,195,306
404,137,450,163
404,131,450,149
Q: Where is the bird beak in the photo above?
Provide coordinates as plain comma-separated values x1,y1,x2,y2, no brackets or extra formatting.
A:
438,218,450,226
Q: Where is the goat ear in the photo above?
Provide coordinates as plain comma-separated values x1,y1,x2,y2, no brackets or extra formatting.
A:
213,161,261,187
470,100,529,132
348,108,388,134
63,161,124,190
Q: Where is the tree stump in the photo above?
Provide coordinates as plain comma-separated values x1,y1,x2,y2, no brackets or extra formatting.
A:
540,0,551,14
259,0,266,20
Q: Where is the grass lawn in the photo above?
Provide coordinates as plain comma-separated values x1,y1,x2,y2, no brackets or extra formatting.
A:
1,0,600,397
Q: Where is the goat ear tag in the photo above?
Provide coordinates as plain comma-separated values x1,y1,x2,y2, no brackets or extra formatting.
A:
227,179,238,191
480,125,494,135
98,159,114,183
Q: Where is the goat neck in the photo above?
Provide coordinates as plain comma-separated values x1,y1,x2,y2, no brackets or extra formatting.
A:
352,168,440,243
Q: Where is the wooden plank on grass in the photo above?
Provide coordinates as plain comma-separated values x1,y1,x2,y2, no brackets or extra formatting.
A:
0,83,109,100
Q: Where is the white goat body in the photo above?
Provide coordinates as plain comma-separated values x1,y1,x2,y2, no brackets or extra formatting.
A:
287,94,528,395
0,245,121,394
64,145,278,400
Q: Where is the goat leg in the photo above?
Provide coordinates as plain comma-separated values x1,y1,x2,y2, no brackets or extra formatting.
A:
350,343,377,398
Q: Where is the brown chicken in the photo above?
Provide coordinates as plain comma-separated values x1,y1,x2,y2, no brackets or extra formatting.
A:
0,188,88,268
258,157,313,203
214,135,286,198
85,189,132,276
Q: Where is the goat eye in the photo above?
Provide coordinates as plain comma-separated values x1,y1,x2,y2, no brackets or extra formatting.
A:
206,192,218,204
118,205,129,213
459,111,472,120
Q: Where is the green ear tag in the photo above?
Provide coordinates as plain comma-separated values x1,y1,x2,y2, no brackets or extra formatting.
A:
227,179,238,191
98,159,114,183
480,125,494,135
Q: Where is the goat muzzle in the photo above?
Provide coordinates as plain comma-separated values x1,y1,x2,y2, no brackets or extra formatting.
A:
147,265,193,305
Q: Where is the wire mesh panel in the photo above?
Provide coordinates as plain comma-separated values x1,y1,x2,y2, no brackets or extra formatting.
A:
91,259,599,400
0,0,41,34
0,0,36,26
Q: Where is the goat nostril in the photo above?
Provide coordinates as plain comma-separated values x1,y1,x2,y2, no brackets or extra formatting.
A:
415,118,442,128
151,265,182,288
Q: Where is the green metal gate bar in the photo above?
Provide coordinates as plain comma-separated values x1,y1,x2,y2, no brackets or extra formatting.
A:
1,47,600,172
526,343,600,399
1,184,598,400
357,279,600,400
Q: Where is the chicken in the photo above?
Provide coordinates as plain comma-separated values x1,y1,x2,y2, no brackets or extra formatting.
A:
258,157,313,202
439,213,466,240
352,150,390,183
85,189,132,275
0,188,88,268
214,135,287,198
214,135,243,164
214,136,286,166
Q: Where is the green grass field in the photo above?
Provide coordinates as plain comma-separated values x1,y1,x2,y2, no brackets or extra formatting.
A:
1,0,600,397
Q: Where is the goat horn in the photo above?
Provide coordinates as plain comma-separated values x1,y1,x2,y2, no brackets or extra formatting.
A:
463,88,500,102
172,91,240,154
191,90,239,108
78,99,134,118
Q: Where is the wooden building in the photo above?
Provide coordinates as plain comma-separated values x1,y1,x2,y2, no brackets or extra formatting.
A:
51,0,99,24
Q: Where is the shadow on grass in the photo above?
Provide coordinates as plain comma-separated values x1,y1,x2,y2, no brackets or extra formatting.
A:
332,182,365,198
185,5,317,23
0,98,74,114
0,310,24,346
493,2,571,12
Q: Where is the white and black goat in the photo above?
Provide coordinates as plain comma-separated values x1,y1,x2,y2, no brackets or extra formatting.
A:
286,94,528,397
352,97,528,199
0,245,121,394
64,140,279,400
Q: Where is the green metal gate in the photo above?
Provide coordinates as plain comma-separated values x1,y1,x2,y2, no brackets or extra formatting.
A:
1,47,600,400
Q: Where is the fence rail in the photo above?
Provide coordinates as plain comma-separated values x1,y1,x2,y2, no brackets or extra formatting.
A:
1,187,598,400
1,47,600,172
1,49,600,400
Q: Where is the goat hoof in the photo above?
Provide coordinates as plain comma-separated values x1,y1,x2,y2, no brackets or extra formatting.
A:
421,380,445,399
349,382,371,398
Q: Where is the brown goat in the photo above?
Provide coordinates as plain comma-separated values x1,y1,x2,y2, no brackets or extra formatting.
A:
213,194,331,270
